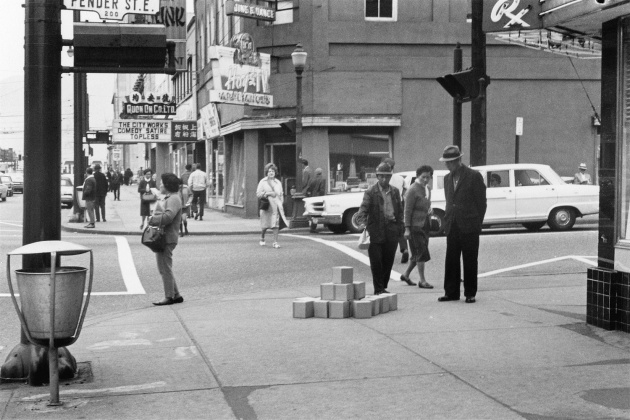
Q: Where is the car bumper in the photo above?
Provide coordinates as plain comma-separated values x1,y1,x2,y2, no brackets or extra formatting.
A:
303,212,343,225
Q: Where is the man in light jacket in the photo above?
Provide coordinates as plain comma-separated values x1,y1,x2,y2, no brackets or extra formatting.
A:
82,167,97,228
188,163,209,221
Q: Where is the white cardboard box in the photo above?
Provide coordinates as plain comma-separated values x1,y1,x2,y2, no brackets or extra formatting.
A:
334,283,354,301
329,300,351,318
353,281,366,300
320,283,335,301
332,266,353,284
313,299,329,318
293,299,315,318
352,300,372,319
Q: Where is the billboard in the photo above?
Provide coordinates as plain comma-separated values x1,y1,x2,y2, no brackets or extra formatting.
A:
208,33,273,108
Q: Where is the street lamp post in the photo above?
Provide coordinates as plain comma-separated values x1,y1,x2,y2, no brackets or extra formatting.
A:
290,44,309,227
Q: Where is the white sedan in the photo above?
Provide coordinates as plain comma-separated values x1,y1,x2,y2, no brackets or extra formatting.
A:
302,164,598,234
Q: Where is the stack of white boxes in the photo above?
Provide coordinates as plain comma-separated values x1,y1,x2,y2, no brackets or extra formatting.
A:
293,266,398,319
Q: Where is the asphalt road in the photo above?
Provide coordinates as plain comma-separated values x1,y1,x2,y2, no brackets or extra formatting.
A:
0,193,599,341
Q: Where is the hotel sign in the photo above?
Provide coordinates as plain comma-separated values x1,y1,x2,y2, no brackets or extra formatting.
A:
208,33,273,108
226,1,275,21
63,0,160,20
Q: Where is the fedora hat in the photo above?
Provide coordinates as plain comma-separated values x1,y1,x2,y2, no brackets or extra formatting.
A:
439,145,463,162
375,162,393,175
579,163,587,170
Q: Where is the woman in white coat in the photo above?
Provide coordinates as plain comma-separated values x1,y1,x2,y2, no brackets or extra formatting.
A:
256,163,289,248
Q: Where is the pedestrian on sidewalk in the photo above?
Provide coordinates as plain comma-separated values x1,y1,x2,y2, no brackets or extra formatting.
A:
401,165,435,289
178,177,191,236
93,164,108,222
82,167,97,228
439,145,486,304
573,163,592,185
138,168,157,230
111,169,122,201
383,158,410,264
149,173,184,306
188,163,208,221
257,163,289,249
300,158,314,195
180,163,192,186
124,167,133,185
305,167,327,232
356,162,404,295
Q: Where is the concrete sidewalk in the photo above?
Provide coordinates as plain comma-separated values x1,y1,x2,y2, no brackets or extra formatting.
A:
1,187,628,419
1,281,629,419
61,184,263,236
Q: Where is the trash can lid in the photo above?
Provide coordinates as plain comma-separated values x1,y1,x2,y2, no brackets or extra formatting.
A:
8,240,91,256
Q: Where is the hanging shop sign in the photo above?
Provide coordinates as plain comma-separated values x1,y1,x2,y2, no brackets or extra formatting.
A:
112,119,172,143
208,33,273,108
124,92,176,116
63,0,160,20
482,0,542,33
226,1,275,21
156,0,187,71
172,121,197,142
199,103,221,139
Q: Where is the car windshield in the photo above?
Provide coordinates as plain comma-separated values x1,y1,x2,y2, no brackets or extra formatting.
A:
61,178,73,187
10,174,23,182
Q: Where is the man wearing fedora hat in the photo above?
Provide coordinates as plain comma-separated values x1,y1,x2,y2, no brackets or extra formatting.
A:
439,145,487,303
356,162,404,295
573,163,592,185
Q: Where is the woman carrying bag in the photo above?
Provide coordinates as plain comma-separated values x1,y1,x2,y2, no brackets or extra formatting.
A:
256,163,289,248
138,168,157,230
149,173,184,306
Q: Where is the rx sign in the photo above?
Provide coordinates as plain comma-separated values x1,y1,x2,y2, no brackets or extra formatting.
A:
483,0,542,33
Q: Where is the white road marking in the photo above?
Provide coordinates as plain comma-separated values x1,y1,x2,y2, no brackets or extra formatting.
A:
479,255,597,278
115,236,146,294
281,233,403,281
21,382,167,401
283,234,597,281
1,236,145,297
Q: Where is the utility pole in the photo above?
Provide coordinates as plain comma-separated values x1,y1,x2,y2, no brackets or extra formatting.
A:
73,11,87,219
453,43,463,150
470,0,487,166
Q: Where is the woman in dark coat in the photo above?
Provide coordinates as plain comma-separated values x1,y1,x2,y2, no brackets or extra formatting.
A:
401,165,434,289
138,168,157,230
148,173,183,306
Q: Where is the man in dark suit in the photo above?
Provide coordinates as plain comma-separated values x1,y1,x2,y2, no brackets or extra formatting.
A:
438,145,487,303
93,164,109,222
356,162,404,295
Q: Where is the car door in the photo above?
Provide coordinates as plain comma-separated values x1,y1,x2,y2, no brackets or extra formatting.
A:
484,169,516,223
514,168,558,220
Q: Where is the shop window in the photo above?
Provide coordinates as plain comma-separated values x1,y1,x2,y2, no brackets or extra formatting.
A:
365,0,396,21
329,129,391,193
226,136,245,206
260,1,295,25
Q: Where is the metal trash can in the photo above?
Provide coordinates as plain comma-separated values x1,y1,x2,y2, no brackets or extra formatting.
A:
15,267,87,340
75,186,86,209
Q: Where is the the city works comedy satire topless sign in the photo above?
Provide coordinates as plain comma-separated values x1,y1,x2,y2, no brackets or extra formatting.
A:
63,0,160,20
112,119,171,143
208,33,273,108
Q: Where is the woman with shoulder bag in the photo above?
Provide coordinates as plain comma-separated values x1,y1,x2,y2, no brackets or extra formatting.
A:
149,173,184,306
138,168,157,230
256,163,288,248
401,165,435,289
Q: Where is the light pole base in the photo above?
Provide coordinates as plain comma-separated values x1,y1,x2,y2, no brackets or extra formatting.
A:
290,194,310,228
1,343,77,386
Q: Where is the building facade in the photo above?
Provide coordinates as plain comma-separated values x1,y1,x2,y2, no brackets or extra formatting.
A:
194,0,601,219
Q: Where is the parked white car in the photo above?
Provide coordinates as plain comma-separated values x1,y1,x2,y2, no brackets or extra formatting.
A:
302,164,599,234
303,170,448,234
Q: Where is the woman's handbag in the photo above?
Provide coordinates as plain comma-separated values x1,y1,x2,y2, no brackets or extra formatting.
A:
259,196,270,211
357,228,370,250
141,222,165,252
142,192,157,202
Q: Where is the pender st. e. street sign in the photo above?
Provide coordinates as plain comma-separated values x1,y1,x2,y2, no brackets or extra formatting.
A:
64,0,160,20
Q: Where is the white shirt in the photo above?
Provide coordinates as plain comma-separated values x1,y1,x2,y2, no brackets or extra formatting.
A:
188,169,208,191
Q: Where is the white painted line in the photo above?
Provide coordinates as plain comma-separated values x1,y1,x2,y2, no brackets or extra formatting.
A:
22,381,167,400
115,236,146,294
479,255,598,278
281,233,402,281
0,221,23,227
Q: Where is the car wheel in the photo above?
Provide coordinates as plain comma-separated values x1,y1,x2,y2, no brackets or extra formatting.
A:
327,223,348,234
548,208,576,231
522,221,546,231
1,196,5,202
344,209,363,234
430,211,446,236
